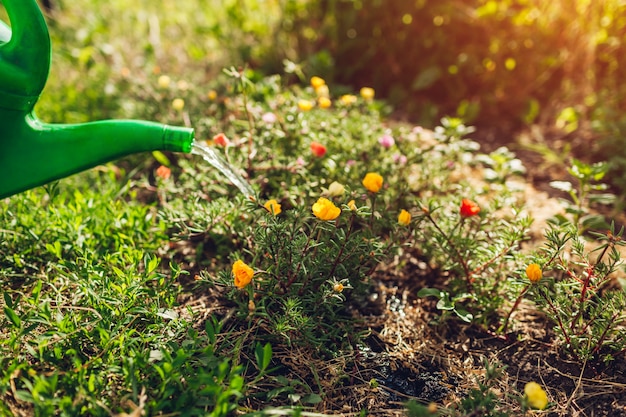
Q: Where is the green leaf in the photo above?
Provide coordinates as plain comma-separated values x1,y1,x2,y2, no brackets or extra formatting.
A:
4,306,21,328
152,151,171,166
436,296,455,311
255,342,272,372
4,292,13,309
454,308,473,323
417,288,442,298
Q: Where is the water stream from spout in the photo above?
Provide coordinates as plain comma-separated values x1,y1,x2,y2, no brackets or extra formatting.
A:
190,141,255,198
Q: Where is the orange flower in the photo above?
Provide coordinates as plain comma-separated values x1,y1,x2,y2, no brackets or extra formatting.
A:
232,260,254,289
398,209,411,226
264,199,282,216
212,133,230,146
460,199,480,218
155,165,171,180
312,197,341,221
362,172,383,193
310,142,327,157
526,263,542,283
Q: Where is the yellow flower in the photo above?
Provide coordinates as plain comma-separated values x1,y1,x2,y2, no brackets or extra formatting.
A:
362,172,383,193
298,99,314,112
326,181,345,198
315,84,330,98
232,260,254,289
207,89,217,100
172,98,185,111
310,76,326,89
526,263,542,283
177,79,190,91
360,87,375,100
318,96,332,109
264,199,282,215
333,283,344,293
524,382,548,410
340,94,357,105
347,200,357,211
312,197,341,221
398,209,411,226
157,75,171,89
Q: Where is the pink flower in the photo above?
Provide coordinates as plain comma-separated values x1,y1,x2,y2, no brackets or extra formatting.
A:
378,134,395,148
262,112,277,123
392,153,407,165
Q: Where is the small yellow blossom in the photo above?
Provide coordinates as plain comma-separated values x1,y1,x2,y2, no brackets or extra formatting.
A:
360,87,375,100
172,98,185,111
362,172,384,193
312,197,341,221
264,199,282,216
315,84,330,98
524,382,548,410
318,96,332,109
177,79,190,91
333,283,344,293
232,260,254,289
157,75,171,89
310,76,326,89
207,90,217,100
298,99,314,112
398,209,411,226
340,94,357,105
326,181,345,198
526,263,542,283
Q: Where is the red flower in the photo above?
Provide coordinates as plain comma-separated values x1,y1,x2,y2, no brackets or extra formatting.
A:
310,141,327,157
460,198,480,218
212,133,230,146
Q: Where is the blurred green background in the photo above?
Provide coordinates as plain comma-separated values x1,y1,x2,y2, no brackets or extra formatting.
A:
29,0,626,188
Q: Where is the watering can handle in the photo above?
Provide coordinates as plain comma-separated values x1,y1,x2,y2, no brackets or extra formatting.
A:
0,0,51,111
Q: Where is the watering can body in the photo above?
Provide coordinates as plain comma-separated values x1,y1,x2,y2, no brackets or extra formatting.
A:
0,0,193,199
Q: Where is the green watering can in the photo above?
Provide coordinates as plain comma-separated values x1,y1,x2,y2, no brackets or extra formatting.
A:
0,0,194,199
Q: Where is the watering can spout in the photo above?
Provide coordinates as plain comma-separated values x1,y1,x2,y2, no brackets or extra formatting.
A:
0,0,194,200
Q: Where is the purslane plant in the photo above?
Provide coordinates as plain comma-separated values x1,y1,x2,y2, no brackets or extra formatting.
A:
505,159,625,362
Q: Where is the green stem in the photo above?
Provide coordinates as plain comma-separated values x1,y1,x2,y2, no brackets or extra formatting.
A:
425,212,471,283
499,285,529,334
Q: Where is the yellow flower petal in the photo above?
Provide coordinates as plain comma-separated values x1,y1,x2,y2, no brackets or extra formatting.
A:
398,209,411,226
360,87,375,100
232,260,254,289
526,263,542,283
264,199,282,216
312,197,341,221
524,382,548,410
362,172,384,193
